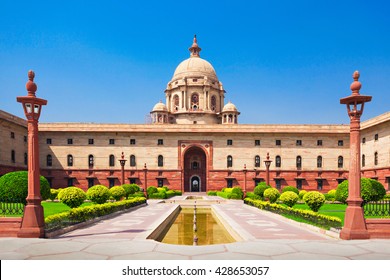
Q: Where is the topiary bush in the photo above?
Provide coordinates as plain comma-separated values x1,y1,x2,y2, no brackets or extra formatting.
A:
299,190,307,200
231,186,244,199
121,184,137,198
147,186,158,196
303,191,326,212
58,187,86,208
326,189,337,202
279,191,299,207
263,188,280,203
148,192,167,199
335,178,386,204
245,192,261,200
87,185,110,204
49,189,61,201
207,191,217,196
0,171,51,204
128,192,146,198
109,186,126,201
282,186,299,195
254,182,271,199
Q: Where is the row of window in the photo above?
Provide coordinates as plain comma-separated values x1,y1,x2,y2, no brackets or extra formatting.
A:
227,139,344,146
9,132,27,142
362,134,379,143
46,138,145,146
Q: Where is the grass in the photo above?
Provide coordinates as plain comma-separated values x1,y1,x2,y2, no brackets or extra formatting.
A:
42,201,93,218
292,203,347,224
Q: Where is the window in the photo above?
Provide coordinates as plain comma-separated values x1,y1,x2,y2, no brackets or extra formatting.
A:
275,156,281,168
88,139,94,145
227,155,233,168
296,156,302,169
158,179,164,188
67,178,74,187
191,93,199,110
227,139,233,146
46,138,52,144
158,155,164,167
192,161,199,169
109,178,115,188
255,140,260,146
374,152,378,166
67,138,73,145
46,154,52,167
362,137,366,144
317,179,323,191
255,155,260,167
109,139,115,145
129,178,136,184
88,155,94,168
157,139,164,145
296,140,302,146
374,134,379,141
88,178,94,188
109,155,115,167
317,156,323,168
227,179,233,188
362,154,365,167
67,155,73,167
275,179,281,190
47,178,52,188
11,150,15,163
24,153,28,165
130,139,136,145
338,140,344,146
211,95,217,111
317,140,323,146
338,156,343,168
130,155,136,167
24,136,27,142
296,179,302,190
11,132,15,139
173,95,180,111
276,140,281,146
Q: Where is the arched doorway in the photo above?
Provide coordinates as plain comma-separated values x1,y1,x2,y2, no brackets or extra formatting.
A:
184,146,207,192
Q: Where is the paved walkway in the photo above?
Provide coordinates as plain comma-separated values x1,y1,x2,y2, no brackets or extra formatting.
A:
1,197,390,260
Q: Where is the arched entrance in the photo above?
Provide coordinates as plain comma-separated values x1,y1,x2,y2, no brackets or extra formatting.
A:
183,146,207,192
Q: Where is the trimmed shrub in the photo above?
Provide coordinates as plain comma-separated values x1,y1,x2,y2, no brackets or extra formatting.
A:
166,190,176,198
299,190,307,200
263,188,280,203
207,191,217,196
147,186,158,196
162,186,169,191
254,182,271,199
49,189,61,201
149,192,167,199
224,188,233,193
109,186,126,201
231,187,244,199
58,187,86,208
303,191,326,212
335,178,386,204
245,192,261,200
326,189,337,202
87,185,110,204
279,191,299,207
157,187,167,193
0,171,51,204
282,186,299,195
128,192,146,198
121,184,137,198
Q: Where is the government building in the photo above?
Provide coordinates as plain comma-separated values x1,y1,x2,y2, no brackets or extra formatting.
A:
1,36,389,193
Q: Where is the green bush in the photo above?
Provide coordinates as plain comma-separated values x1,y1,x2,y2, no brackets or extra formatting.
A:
166,190,176,198
299,190,307,200
149,192,167,199
224,188,233,193
87,185,110,204
263,188,280,203
128,192,146,198
109,186,126,201
162,186,169,191
282,186,299,195
245,192,261,200
335,178,386,204
58,187,86,208
384,193,390,200
147,186,158,196
0,171,51,204
49,189,61,201
121,184,137,198
174,190,182,196
303,191,326,212
279,191,299,207
45,197,146,231
254,182,271,199
231,187,244,199
207,191,217,196
244,198,342,229
326,189,337,202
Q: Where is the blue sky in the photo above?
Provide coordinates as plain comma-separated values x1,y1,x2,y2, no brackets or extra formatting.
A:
1,0,389,124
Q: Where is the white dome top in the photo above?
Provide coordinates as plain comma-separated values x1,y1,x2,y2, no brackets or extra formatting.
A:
172,57,217,81
222,101,238,112
151,101,168,112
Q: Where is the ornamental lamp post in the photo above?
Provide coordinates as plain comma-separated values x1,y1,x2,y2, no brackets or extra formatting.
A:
118,152,127,185
264,152,272,186
339,71,371,240
17,70,47,238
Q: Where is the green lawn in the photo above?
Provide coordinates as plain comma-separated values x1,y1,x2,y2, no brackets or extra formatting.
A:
41,201,94,218
292,203,347,224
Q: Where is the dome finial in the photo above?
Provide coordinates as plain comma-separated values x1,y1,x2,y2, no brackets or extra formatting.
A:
350,70,362,96
189,34,201,57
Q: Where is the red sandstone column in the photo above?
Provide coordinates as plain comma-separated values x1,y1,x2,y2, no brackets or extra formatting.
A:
264,153,272,186
118,152,127,185
340,71,371,240
243,164,247,194
17,70,47,238
143,163,148,196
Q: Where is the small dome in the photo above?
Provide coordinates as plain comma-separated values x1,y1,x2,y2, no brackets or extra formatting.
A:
222,101,238,112
172,57,217,81
151,101,168,112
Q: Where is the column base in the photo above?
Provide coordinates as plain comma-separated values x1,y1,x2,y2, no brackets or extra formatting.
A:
17,227,44,238
340,203,369,240
17,203,45,238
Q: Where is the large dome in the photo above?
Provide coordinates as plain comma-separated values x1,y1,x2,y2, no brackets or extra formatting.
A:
172,57,217,81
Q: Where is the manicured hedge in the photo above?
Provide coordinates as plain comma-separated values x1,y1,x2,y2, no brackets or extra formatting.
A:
254,182,271,199
336,178,386,204
58,187,86,208
146,186,181,199
245,192,261,200
217,187,244,200
45,197,146,231
87,185,110,204
244,198,342,229
207,191,217,196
